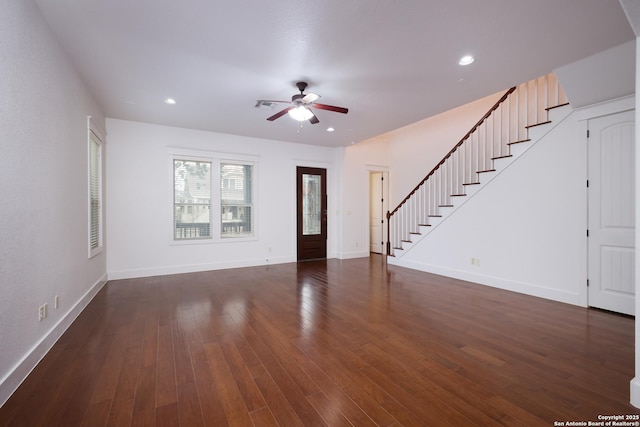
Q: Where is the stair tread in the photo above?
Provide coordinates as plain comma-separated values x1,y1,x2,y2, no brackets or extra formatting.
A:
507,139,531,145
463,182,480,186
477,169,496,174
491,155,512,160
545,102,569,111
451,194,467,197
525,120,551,129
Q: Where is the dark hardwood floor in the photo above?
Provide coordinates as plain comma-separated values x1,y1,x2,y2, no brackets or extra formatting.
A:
1,255,639,426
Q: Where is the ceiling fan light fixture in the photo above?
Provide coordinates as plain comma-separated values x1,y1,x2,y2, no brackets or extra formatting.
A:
288,106,313,121
458,55,474,66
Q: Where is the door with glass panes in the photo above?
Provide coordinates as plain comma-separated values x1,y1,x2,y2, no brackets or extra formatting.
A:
297,167,327,260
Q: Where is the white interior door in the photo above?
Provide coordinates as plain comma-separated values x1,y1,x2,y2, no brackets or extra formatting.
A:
588,110,635,315
369,172,388,254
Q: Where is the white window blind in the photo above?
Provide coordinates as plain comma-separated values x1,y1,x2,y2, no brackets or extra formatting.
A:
88,118,104,258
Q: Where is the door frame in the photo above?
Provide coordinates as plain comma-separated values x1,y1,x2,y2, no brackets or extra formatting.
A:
586,108,635,315
368,169,389,254
575,96,636,311
296,166,328,261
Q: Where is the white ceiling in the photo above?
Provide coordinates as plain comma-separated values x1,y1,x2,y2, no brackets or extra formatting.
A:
35,0,635,147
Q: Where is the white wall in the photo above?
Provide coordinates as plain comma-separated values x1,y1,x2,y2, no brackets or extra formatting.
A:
340,137,390,258
105,119,342,278
555,40,635,109
0,0,106,406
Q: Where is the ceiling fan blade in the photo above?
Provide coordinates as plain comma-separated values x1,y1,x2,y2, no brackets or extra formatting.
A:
312,103,348,114
309,113,319,124
255,100,290,107
266,106,293,121
302,93,320,103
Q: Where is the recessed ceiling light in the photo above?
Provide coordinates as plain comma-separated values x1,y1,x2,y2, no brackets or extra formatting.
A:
459,55,474,66
164,98,176,105
327,127,335,132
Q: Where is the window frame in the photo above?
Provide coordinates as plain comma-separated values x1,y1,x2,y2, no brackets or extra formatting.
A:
88,117,105,258
168,148,258,245
220,160,255,239
173,158,214,241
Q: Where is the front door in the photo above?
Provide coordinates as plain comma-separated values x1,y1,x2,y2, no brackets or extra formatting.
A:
297,167,327,260
587,110,635,315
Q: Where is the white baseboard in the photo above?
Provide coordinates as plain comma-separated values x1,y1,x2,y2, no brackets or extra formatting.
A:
389,258,582,306
631,377,640,409
108,253,376,280
0,273,107,407
339,250,370,260
107,256,297,280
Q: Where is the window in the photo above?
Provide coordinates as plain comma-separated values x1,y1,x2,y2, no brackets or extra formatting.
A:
173,159,212,240
88,117,104,258
221,163,253,238
171,151,256,242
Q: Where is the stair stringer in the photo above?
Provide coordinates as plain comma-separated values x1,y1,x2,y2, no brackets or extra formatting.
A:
388,103,573,262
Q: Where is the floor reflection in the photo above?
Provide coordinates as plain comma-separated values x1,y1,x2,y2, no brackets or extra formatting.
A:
296,261,329,340
222,297,247,333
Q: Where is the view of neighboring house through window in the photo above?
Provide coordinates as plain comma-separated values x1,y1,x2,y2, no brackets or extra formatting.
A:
88,124,104,258
171,152,256,242
174,159,212,240
221,163,253,238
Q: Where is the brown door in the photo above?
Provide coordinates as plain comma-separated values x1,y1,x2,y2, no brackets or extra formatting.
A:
297,167,327,260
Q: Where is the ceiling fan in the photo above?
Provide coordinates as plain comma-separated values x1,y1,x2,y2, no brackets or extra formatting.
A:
256,81,348,124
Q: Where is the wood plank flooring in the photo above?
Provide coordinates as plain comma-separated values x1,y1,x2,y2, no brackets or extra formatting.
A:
1,255,639,426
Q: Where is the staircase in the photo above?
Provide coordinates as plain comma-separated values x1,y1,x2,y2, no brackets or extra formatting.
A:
387,73,569,258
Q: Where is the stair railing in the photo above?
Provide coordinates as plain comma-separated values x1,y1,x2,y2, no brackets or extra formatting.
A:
387,73,567,256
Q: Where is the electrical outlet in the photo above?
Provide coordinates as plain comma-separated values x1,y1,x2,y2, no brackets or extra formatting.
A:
54,295,59,309
38,303,48,321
